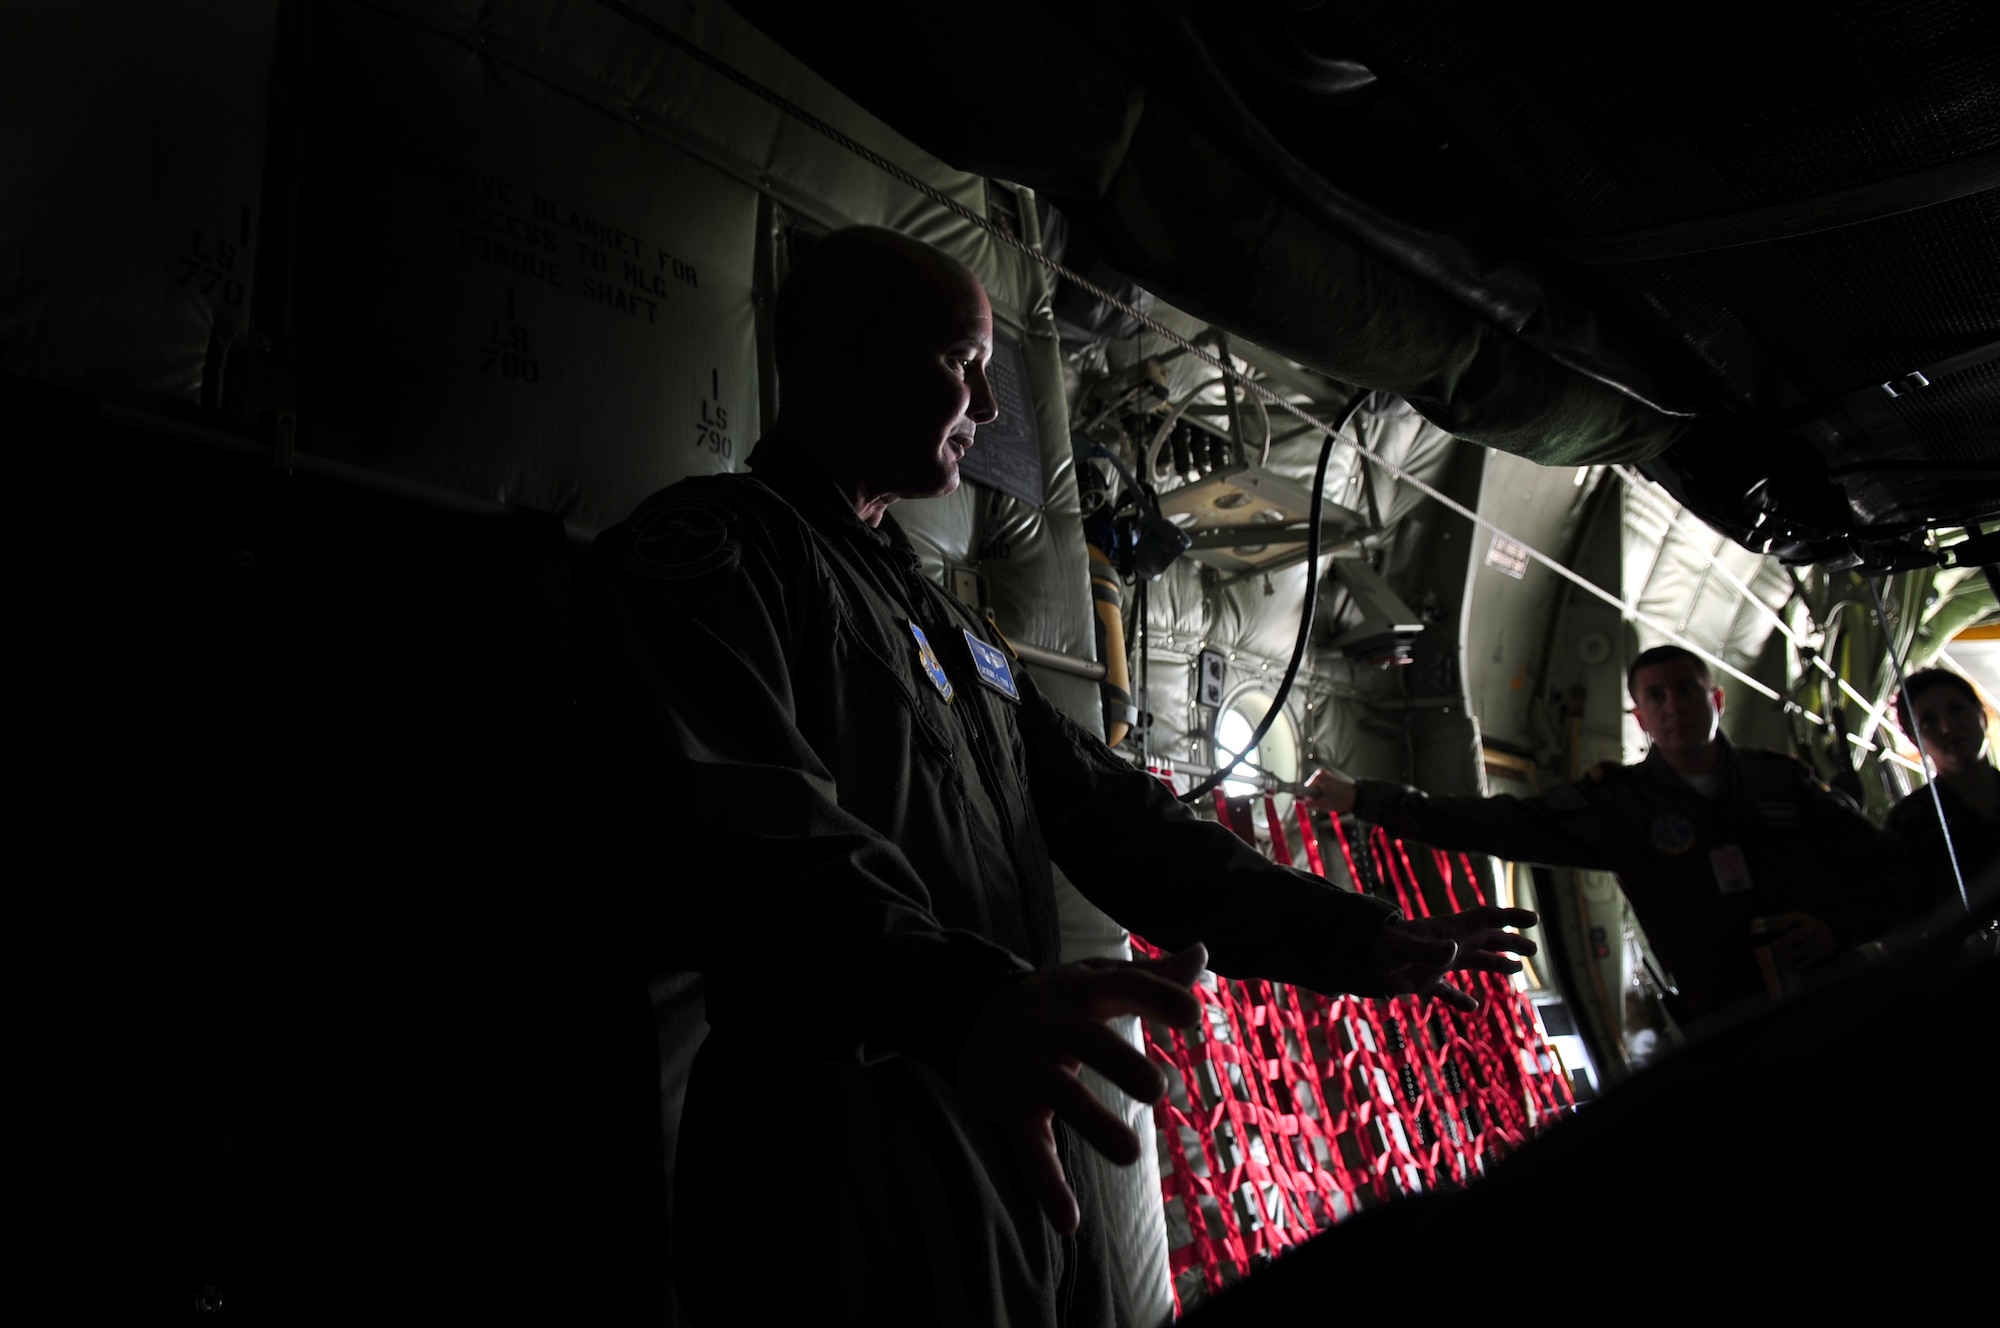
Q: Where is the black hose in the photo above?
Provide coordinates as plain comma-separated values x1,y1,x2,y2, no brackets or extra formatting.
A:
1180,391,1375,804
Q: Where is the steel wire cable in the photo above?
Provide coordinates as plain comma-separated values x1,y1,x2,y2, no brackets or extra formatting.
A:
1867,575,1970,909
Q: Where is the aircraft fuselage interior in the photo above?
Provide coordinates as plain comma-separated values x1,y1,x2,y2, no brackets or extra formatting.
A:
7,2,1992,1323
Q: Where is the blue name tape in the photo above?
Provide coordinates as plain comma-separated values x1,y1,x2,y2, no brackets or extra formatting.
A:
963,629,1019,701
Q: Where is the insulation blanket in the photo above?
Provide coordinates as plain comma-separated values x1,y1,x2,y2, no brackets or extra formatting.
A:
0,1,278,404
294,1,760,530
729,0,1689,470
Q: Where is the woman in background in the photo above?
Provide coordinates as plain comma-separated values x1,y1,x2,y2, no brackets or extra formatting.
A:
1888,668,1999,918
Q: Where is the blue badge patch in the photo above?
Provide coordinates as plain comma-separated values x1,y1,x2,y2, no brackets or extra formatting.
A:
1651,813,1698,855
963,629,1020,702
908,622,953,702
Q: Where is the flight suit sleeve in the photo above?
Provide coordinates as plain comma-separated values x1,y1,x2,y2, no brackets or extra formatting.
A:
1349,777,1634,872
1012,676,1402,998
1883,795,1957,918
581,491,1029,1068
1788,767,1908,944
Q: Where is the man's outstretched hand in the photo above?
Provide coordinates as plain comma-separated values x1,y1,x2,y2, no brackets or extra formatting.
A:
1763,910,1837,973
956,943,1207,1236
1371,907,1539,1011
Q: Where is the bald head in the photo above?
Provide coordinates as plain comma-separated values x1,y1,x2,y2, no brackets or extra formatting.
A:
775,227,980,401
766,227,998,523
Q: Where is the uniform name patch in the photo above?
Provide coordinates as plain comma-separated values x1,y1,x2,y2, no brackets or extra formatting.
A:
1651,813,1698,855
963,629,1020,701
1756,801,1803,829
909,622,953,702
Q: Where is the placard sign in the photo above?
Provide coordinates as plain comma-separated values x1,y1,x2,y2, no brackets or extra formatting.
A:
958,328,1044,507
1485,533,1531,579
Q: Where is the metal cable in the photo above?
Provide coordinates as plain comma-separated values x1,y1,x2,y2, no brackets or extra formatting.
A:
1867,575,1970,910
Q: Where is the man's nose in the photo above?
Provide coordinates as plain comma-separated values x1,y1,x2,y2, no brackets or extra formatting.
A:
968,367,999,425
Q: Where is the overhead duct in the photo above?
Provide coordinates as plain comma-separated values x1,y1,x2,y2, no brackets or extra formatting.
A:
726,0,1999,569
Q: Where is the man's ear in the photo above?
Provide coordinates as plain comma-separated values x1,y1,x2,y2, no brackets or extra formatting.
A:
1711,686,1727,719
1630,705,1651,737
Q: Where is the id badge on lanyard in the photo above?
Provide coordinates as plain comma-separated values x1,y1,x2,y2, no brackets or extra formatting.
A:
1710,844,1754,894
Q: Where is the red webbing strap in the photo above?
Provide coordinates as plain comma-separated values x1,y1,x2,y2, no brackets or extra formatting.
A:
1141,959,1248,1289
1390,835,1434,919
1293,802,1327,878
1301,817,1423,1186
1433,848,1465,912
1139,820,1577,1312
1370,832,1484,1183
1464,850,1577,1114
1322,808,1368,896
1389,845,1573,1125
1214,792,1260,846
1261,794,1294,867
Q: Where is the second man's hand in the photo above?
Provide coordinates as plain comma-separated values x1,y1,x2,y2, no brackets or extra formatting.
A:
1370,907,1539,1011
1301,768,1538,1009
1299,768,1359,815
956,943,1207,1236
1763,910,1837,972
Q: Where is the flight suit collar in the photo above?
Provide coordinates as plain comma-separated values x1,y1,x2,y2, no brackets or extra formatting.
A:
746,438,923,570
1639,732,1736,794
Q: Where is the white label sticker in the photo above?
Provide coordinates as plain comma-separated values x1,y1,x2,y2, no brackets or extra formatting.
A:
1485,534,1530,579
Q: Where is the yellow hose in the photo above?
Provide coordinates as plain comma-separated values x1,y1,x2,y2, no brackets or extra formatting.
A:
1088,542,1135,747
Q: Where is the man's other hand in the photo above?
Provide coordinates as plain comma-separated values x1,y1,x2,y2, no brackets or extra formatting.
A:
1299,768,1359,815
956,943,1206,1236
1765,910,1837,973
1369,907,1538,1012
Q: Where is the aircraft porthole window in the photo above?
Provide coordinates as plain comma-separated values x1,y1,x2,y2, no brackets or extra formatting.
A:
1214,687,1299,828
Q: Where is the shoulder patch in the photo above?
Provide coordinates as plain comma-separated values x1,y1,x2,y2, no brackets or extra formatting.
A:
1650,813,1699,855
626,496,743,581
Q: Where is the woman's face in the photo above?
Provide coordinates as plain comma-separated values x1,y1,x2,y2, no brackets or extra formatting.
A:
1909,684,1990,777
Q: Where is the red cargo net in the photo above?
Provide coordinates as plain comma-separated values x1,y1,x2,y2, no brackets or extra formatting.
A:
1137,777,1574,1313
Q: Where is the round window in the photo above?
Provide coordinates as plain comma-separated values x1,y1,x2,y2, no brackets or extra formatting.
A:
1214,688,1299,821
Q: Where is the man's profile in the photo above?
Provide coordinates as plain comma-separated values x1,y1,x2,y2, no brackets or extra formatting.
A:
581,226,1535,1325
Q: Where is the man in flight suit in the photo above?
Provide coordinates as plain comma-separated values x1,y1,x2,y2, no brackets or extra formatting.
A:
1302,646,1903,1027
581,227,1536,1326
